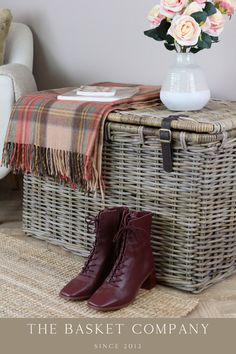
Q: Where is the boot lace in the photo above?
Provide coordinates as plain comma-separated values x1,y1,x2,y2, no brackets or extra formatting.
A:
81,215,100,275
106,223,147,285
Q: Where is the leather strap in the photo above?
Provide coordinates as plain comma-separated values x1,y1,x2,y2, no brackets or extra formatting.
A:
160,116,179,173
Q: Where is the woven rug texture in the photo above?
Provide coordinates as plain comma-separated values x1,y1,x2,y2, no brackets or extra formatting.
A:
0,233,198,318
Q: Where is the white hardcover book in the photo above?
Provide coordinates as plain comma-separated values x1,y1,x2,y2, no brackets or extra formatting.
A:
76,86,117,97
57,89,139,102
76,86,139,97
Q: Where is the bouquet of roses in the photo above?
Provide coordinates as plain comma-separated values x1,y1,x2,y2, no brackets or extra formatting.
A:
144,0,235,52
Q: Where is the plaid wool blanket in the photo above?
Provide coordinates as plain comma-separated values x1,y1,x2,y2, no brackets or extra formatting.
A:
2,83,160,193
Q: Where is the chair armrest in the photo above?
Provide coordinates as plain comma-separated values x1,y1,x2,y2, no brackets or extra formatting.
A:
0,62,37,101
4,23,34,71
0,64,37,160
0,76,14,161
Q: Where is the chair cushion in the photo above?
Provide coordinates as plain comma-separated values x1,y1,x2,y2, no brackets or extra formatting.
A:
0,9,12,65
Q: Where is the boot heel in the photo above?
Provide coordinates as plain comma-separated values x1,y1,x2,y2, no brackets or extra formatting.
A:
141,269,157,290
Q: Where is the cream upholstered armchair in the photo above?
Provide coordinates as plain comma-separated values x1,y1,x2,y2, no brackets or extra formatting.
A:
0,22,36,180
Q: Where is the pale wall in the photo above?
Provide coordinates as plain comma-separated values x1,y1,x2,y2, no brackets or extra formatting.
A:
2,0,236,99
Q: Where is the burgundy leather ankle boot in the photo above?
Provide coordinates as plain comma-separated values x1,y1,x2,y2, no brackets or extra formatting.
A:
87,211,157,311
59,207,128,300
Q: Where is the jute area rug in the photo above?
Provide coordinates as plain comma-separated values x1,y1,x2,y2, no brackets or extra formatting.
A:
0,232,198,318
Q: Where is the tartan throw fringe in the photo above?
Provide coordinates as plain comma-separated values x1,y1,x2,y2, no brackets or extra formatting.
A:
3,143,89,189
2,84,160,193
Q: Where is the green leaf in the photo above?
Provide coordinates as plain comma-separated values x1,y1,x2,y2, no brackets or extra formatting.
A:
144,28,163,41
165,34,174,44
191,11,208,24
198,32,212,49
190,47,203,53
144,20,171,42
204,2,217,16
202,32,212,44
210,36,219,43
164,42,175,51
157,20,171,40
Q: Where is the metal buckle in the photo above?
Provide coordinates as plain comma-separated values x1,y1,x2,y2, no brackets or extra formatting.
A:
159,128,172,143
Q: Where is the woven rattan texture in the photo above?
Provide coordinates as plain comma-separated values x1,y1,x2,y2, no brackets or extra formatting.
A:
108,100,236,136
23,118,236,293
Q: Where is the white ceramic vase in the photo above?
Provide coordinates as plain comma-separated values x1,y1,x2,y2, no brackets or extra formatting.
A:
160,53,210,111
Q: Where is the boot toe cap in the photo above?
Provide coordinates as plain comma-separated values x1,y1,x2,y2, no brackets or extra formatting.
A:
60,276,93,300
87,283,123,311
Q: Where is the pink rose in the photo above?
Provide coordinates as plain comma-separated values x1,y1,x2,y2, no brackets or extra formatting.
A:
215,0,236,16
168,15,201,46
206,9,225,36
201,17,211,31
160,0,188,18
184,2,211,30
147,4,166,27
183,2,204,15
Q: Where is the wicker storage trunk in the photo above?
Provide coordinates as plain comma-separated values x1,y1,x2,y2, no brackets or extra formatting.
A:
23,100,236,293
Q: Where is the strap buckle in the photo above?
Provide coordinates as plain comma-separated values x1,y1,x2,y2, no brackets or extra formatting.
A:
159,128,172,143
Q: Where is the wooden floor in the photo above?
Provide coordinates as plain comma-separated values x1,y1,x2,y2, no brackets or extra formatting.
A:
1,174,236,318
